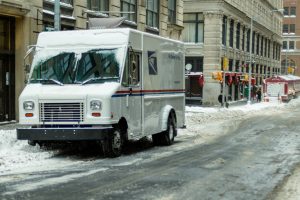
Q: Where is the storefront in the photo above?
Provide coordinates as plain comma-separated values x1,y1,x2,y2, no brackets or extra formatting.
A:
185,56,204,104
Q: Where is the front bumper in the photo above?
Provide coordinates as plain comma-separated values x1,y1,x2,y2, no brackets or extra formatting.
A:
17,127,113,141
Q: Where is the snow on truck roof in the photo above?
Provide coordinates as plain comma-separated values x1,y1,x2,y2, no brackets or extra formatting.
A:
37,28,183,48
37,28,130,47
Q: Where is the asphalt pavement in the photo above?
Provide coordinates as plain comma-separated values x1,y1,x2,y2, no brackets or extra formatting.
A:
1,104,300,200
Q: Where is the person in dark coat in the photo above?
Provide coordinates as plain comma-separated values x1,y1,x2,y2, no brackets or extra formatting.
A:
256,89,262,102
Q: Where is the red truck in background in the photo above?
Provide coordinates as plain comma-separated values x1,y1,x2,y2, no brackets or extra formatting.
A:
263,75,300,102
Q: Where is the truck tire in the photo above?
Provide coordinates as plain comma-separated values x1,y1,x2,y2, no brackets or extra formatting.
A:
102,128,123,158
28,140,37,146
161,114,176,145
152,113,176,146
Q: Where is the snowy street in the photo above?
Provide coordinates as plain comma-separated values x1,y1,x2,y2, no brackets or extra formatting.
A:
0,99,300,199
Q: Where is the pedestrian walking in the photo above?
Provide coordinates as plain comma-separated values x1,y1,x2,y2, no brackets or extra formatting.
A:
256,89,262,102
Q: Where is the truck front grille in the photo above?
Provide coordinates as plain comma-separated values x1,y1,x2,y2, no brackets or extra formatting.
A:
40,102,84,122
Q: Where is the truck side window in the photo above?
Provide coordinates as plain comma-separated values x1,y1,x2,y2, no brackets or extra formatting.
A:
122,50,140,86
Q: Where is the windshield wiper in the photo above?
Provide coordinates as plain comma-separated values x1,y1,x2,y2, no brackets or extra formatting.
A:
81,77,118,85
33,78,64,86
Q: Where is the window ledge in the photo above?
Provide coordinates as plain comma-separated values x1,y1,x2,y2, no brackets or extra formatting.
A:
44,0,73,9
184,42,203,45
145,26,159,35
86,10,108,18
167,23,184,30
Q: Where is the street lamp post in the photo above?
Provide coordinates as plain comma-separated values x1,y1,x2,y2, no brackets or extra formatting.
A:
285,47,288,74
247,17,253,105
54,0,60,31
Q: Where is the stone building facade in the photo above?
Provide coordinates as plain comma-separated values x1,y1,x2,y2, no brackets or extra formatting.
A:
0,0,183,121
282,0,300,76
183,0,283,105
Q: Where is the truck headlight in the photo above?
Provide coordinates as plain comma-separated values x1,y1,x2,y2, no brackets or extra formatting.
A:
23,101,34,110
90,100,102,110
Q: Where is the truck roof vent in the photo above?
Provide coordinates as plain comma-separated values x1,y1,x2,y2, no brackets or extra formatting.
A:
88,17,125,29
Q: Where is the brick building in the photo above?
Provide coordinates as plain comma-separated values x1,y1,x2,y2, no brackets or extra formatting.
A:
0,0,184,121
183,0,283,105
282,0,300,76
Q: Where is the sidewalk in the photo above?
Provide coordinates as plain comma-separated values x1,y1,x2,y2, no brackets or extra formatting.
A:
0,121,23,130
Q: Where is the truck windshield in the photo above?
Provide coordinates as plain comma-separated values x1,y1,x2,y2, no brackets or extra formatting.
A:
30,48,121,84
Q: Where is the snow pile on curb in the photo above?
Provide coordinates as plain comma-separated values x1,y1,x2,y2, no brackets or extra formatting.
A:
185,100,288,124
0,129,54,174
181,99,300,143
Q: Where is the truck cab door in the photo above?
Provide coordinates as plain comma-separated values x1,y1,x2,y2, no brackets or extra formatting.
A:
121,50,142,137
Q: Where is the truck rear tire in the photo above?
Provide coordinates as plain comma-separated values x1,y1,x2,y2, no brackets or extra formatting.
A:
152,113,176,146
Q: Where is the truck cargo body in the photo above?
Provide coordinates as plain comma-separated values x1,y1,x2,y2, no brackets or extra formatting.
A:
17,28,185,156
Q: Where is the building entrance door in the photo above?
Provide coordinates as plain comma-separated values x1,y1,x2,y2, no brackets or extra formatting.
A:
0,16,15,121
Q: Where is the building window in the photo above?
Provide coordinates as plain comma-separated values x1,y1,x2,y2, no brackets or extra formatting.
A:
87,0,108,11
283,41,287,49
183,13,204,43
273,42,276,59
246,29,250,52
264,38,267,57
185,57,203,72
252,32,255,54
236,23,240,49
260,36,264,56
121,0,137,22
268,39,270,58
256,34,259,55
185,57,204,99
229,19,234,47
242,26,245,51
283,24,288,33
283,7,289,16
222,16,227,46
168,0,176,24
290,7,296,16
289,41,295,49
229,59,233,71
146,0,159,28
290,24,295,33
235,60,240,72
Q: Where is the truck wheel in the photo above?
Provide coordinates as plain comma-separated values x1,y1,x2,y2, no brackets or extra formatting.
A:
160,114,176,146
102,129,123,158
152,133,162,145
28,140,37,146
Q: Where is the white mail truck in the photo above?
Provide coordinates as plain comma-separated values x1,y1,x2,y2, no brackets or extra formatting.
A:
17,28,185,157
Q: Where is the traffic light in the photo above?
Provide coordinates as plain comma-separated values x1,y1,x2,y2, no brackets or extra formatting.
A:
212,71,223,82
217,71,223,82
223,57,229,71
287,66,294,74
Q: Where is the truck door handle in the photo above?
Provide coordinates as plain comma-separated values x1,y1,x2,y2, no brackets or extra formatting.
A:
6,72,9,86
